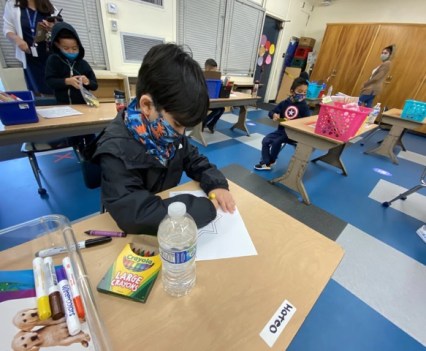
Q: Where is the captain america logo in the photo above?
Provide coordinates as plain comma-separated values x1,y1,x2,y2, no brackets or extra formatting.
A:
284,106,299,120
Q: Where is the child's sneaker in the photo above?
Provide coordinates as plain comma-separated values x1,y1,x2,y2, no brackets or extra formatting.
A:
254,162,271,171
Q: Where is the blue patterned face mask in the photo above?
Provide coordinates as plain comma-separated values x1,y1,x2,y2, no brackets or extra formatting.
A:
125,98,181,165
61,51,79,61
292,93,306,102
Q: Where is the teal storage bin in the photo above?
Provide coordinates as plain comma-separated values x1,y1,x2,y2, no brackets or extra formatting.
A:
0,91,38,126
401,100,426,122
306,82,322,99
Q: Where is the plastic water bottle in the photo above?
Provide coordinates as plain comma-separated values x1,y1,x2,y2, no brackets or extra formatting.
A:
366,102,381,125
158,202,197,297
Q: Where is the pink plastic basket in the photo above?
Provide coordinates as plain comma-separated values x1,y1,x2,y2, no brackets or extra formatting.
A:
315,103,372,142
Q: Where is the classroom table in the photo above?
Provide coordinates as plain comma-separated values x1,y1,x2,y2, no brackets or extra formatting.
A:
189,92,259,146
270,116,377,205
0,180,344,350
364,108,426,164
0,103,117,146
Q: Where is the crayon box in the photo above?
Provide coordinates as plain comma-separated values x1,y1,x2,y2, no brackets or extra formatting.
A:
97,243,161,303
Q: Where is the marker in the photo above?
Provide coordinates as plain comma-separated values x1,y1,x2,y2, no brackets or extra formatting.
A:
43,257,65,320
62,257,85,320
35,237,112,257
32,257,51,320
56,266,81,336
84,229,126,237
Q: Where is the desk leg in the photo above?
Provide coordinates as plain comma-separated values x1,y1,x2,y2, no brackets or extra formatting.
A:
188,122,207,146
270,143,314,205
364,125,403,164
230,106,250,136
311,144,348,176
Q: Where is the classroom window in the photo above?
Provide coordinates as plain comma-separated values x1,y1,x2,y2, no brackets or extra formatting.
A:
0,0,108,70
177,0,265,76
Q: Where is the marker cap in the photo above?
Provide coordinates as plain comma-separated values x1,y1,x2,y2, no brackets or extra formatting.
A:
56,266,67,281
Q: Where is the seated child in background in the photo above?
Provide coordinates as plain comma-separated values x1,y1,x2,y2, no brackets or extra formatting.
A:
254,77,310,171
202,58,225,134
45,22,98,104
93,44,235,235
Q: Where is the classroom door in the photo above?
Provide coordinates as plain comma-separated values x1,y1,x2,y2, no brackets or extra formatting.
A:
254,16,282,101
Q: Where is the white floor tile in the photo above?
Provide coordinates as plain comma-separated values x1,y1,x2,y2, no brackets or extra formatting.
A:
334,224,426,346
369,179,426,223
235,133,264,151
397,150,426,166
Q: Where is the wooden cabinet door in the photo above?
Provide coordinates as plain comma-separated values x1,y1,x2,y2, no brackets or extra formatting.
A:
310,24,344,83
352,24,426,109
311,24,378,95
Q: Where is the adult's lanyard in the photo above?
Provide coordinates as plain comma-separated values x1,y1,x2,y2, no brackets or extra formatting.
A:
25,8,38,41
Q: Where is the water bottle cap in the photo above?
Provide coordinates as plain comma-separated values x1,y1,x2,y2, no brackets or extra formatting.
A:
168,202,186,218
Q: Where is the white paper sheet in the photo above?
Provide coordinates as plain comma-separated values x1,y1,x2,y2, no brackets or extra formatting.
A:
36,106,83,118
169,190,257,261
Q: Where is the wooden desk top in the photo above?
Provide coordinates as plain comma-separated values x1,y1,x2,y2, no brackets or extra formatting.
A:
0,103,116,134
382,108,425,125
281,115,377,144
210,92,259,108
0,103,116,146
0,181,343,350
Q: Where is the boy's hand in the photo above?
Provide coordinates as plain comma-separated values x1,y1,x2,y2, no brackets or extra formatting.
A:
272,113,281,121
79,75,90,85
208,189,236,214
65,76,82,89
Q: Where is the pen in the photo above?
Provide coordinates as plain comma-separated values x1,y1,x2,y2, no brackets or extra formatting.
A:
32,257,51,320
35,237,112,257
56,266,81,336
43,257,65,320
63,257,85,320
84,229,126,238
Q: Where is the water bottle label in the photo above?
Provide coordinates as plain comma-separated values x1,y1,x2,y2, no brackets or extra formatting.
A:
160,246,196,264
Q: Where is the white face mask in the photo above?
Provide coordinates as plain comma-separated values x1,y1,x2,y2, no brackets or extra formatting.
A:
380,53,390,61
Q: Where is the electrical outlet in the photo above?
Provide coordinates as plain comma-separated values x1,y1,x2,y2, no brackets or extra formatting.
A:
111,19,118,32
107,2,118,14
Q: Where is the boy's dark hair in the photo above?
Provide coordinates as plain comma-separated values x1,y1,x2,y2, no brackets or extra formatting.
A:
291,77,308,91
136,43,209,128
205,59,218,69
54,29,76,43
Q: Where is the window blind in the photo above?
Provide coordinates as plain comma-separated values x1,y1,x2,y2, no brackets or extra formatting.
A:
177,0,226,70
177,0,264,76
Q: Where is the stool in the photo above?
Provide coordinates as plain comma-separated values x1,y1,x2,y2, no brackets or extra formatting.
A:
382,167,426,207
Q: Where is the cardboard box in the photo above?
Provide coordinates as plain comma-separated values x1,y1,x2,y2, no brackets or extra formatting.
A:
299,37,316,48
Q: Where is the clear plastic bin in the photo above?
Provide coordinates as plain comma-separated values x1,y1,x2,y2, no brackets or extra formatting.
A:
0,215,112,351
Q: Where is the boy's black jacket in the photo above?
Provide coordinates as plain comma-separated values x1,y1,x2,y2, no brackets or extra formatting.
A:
45,22,98,104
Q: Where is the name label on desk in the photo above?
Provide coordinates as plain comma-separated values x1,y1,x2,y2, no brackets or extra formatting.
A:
259,299,296,347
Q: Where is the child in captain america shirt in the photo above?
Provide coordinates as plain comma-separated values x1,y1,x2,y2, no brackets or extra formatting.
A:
254,77,311,171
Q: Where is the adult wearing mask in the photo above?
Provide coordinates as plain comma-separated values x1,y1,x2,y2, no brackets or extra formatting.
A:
3,0,62,95
359,45,395,107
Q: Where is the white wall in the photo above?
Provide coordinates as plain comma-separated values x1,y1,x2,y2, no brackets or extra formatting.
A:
99,0,176,76
305,0,426,50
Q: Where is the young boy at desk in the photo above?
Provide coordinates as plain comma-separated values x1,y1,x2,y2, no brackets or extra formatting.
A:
254,77,310,171
45,22,97,104
93,44,235,235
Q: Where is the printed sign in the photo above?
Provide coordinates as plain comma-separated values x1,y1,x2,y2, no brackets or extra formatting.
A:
259,299,296,348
